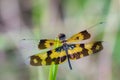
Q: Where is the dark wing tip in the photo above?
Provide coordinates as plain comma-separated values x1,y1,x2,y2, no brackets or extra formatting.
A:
38,39,47,49
92,41,103,53
30,55,42,66
81,30,91,40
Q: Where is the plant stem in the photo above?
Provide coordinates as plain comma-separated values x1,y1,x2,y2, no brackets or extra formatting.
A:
48,38,59,80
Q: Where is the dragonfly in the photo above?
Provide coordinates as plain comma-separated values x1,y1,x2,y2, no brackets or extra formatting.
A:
29,30,103,70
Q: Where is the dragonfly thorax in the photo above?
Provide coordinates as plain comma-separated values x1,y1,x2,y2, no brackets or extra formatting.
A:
58,33,66,41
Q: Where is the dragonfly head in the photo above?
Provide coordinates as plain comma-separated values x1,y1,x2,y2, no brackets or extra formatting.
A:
58,33,66,41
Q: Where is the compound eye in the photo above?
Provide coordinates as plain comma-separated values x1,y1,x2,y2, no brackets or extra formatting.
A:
58,33,66,41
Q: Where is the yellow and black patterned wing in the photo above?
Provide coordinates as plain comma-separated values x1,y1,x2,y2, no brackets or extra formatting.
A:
67,30,91,43
67,41,103,60
30,46,67,66
38,39,62,49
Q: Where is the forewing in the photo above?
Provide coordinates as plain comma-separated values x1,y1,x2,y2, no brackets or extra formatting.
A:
67,30,91,43
38,39,62,49
67,41,103,60
29,46,67,66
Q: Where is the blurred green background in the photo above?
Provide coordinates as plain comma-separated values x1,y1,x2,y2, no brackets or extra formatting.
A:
0,0,120,80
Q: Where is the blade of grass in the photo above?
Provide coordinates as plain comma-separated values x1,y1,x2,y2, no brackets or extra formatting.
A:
48,38,60,80
49,64,58,80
